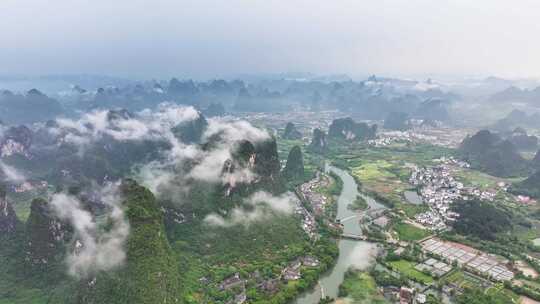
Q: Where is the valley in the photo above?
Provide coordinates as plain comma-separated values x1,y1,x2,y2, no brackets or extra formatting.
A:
2,78,540,304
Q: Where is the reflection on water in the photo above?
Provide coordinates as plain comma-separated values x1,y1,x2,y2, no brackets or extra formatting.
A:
295,165,385,303
404,190,423,205
295,241,377,302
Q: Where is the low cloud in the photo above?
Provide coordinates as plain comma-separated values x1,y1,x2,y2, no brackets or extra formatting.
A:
53,103,201,149
204,191,298,227
203,118,270,143
134,110,271,203
49,182,129,278
0,161,26,183
185,118,270,185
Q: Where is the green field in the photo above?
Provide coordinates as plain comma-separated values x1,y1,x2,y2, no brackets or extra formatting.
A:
388,260,434,284
398,203,430,218
353,160,395,180
485,283,520,303
350,159,408,204
348,195,368,211
393,222,430,241
338,270,389,304
442,270,483,290
454,167,525,191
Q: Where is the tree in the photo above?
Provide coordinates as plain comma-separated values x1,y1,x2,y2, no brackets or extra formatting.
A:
452,199,512,241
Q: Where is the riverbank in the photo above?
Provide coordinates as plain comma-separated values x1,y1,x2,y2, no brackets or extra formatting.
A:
295,165,386,304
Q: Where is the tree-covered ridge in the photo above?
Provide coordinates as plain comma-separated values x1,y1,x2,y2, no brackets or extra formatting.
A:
76,179,181,304
415,98,450,122
0,185,19,234
458,130,529,177
328,117,377,142
171,114,208,144
0,106,204,187
451,199,512,241
492,109,540,131
282,122,302,140
282,145,304,181
383,111,410,130
25,198,69,267
506,127,538,151
0,89,63,124
511,170,540,198
308,128,328,154
0,104,304,303
228,137,284,194
202,103,226,117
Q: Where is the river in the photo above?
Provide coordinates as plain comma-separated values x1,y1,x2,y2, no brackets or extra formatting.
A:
295,165,386,303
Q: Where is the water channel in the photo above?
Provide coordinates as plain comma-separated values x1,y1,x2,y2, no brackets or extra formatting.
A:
295,165,387,303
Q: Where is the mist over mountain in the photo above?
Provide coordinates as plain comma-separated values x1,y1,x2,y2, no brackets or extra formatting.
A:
4,1,540,302
0,74,470,126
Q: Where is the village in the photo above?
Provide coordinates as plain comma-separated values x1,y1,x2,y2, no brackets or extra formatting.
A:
367,130,438,147
408,157,506,231
295,171,336,240
209,172,333,304
367,123,475,149
214,255,321,304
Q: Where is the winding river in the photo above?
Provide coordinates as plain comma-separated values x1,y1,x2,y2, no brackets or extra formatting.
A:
295,165,386,303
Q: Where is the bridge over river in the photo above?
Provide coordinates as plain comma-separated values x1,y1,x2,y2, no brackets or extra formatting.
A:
295,165,387,304
336,207,387,223
340,233,367,241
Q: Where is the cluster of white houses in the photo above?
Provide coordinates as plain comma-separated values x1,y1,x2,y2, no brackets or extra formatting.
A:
409,157,503,231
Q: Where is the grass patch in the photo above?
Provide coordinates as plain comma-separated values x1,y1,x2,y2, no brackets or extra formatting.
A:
388,260,434,284
397,202,429,218
394,222,430,241
454,168,523,190
348,195,368,211
353,160,394,181
338,270,388,303
484,283,520,303
442,270,483,290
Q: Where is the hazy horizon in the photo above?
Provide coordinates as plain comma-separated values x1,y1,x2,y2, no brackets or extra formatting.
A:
2,0,540,80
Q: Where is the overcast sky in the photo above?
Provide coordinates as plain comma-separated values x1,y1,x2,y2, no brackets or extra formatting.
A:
1,0,540,80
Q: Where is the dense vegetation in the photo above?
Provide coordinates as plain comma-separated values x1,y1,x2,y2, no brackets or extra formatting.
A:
308,128,328,154
77,180,181,304
4,73,539,304
282,145,305,182
328,117,377,142
456,287,515,304
393,222,430,241
0,89,63,124
512,170,540,198
282,122,302,140
451,199,512,241
202,102,226,117
383,112,410,130
337,269,388,303
458,130,529,177
507,127,538,151
348,195,368,211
